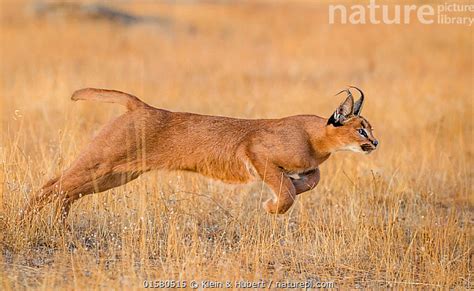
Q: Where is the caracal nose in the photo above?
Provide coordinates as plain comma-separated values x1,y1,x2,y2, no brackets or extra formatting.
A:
372,140,379,147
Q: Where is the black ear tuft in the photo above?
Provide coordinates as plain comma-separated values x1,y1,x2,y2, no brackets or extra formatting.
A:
350,86,365,116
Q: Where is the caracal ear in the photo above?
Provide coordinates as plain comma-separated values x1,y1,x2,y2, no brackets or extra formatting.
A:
327,91,354,126
350,86,365,116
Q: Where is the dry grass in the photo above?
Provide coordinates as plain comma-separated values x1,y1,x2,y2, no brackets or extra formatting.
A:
0,1,472,289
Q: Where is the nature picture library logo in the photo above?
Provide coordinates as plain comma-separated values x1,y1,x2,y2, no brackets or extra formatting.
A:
329,1,474,26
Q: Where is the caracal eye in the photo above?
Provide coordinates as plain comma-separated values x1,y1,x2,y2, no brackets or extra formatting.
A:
358,128,368,138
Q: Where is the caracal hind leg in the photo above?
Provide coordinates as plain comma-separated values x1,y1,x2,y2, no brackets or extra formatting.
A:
23,109,153,224
54,170,142,223
20,176,61,223
22,166,141,225
251,158,297,214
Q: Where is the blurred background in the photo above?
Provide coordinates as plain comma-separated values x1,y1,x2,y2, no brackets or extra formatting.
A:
0,0,472,289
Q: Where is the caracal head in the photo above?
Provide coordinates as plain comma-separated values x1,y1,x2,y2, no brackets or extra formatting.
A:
326,86,379,154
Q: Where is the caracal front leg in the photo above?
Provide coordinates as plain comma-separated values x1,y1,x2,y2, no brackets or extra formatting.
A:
251,158,297,214
291,168,320,195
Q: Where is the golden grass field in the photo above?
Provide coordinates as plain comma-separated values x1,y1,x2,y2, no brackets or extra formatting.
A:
0,0,472,289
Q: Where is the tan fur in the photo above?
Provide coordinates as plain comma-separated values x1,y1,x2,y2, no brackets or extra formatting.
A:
22,87,378,223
